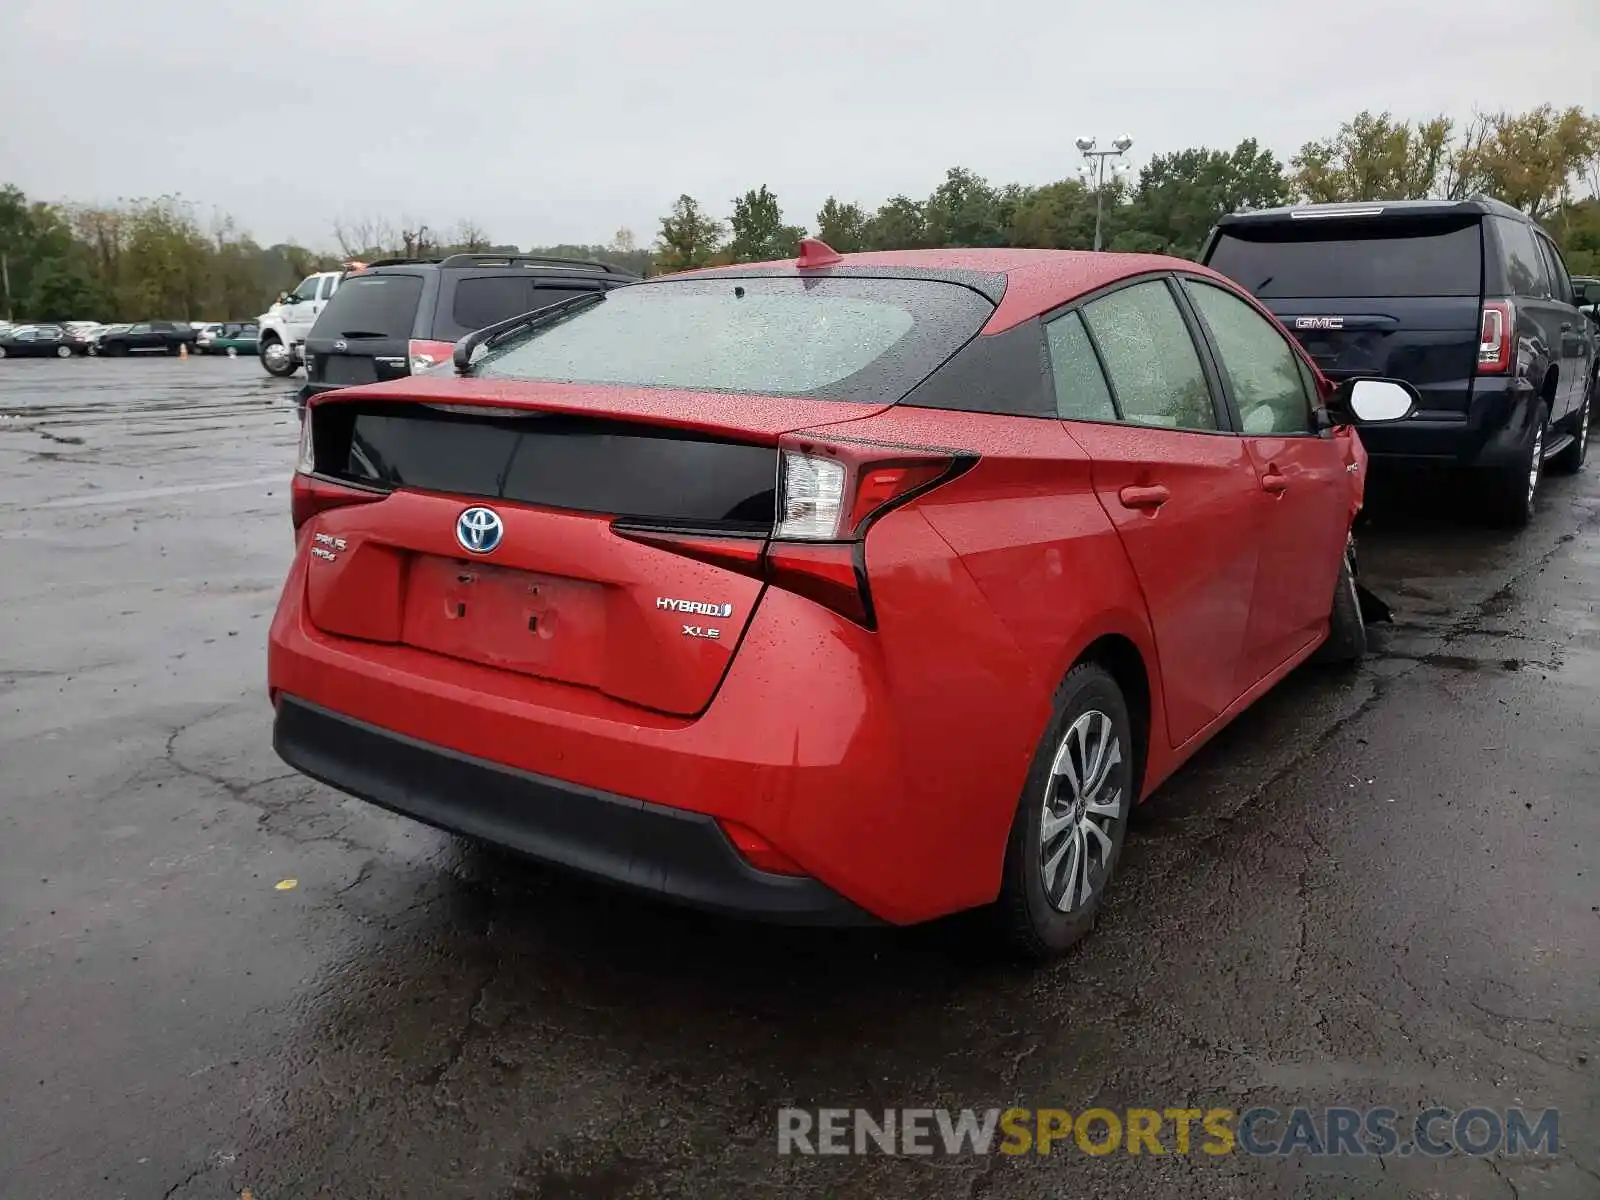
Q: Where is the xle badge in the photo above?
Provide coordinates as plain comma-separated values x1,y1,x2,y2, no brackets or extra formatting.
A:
682,625,721,640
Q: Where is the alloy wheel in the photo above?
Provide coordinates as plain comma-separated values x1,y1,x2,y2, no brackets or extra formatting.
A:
1039,709,1124,913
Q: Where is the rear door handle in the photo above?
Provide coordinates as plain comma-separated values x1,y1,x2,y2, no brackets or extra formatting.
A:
1261,472,1290,494
1117,484,1170,510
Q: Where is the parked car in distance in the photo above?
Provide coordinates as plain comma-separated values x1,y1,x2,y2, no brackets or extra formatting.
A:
272,243,1420,960
1202,197,1597,526
259,271,344,378
0,323,78,358
299,253,639,410
64,324,103,353
197,322,260,357
88,324,129,353
95,320,200,357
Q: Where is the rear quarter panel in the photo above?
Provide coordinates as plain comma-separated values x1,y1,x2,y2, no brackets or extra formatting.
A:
826,408,1168,910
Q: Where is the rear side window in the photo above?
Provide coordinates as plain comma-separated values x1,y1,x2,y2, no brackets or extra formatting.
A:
1044,311,1117,422
314,274,423,339
1534,234,1573,304
475,276,993,403
449,276,530,335
1207,220,1483,299
438,278,600,341
1082,280,1218,431
1495,218,1550,298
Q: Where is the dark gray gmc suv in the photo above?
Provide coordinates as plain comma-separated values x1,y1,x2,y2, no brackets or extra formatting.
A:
1204,197,1598,526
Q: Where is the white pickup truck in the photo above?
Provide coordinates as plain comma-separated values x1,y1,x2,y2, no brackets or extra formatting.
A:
257,270,343,377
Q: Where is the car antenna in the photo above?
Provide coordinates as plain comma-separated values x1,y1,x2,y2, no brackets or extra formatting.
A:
795,238,843,269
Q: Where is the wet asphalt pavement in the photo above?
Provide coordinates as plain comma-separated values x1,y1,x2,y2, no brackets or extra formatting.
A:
1,357,1596,1200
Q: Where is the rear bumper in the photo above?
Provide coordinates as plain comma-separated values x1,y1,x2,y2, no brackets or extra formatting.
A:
1354,374,1539,469
273,694,874,924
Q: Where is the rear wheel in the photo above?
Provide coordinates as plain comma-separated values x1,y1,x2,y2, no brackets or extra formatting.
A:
105,340,128,357
226,346,239,359
260,337,296,377
1481,401,1547,528
0,345,8,359
55,344,71,358
1549,389,1590,475
995,663,1134,961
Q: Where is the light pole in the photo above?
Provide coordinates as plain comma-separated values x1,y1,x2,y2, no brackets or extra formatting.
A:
1075,135,1134,252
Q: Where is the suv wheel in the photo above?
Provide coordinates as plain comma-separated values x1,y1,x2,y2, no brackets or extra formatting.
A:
1482,401,1548,528
260,336,296,378
1549,389,1590,475
995,662,1134,960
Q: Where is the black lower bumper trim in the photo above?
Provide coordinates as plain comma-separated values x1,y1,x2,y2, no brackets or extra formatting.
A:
272,695,875,925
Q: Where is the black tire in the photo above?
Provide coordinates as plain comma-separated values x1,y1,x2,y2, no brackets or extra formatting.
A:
1481,400,1548,528
104,340,128,358
1549,387,1590,475
259,336,297,378
995,662,1134,961
1313,548,1367,665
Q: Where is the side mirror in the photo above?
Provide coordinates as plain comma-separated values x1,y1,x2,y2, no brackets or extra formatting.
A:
1574,281,1600,307
1328,377,1418,425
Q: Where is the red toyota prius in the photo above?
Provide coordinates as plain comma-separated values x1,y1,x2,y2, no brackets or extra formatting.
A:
269,243,1416,958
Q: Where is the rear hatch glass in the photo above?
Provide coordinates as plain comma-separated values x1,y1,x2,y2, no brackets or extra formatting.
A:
473,275,993,402
306,272,423,388
1206,218,1484,409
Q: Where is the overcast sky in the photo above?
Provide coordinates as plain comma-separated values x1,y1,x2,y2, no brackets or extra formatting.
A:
3,0,1597,251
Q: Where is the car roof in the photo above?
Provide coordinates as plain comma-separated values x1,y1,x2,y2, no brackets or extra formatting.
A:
675,248,1239,333
1217,194,1525,228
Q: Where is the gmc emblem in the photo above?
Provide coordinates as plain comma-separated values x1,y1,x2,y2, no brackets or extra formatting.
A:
1294,316,1345,331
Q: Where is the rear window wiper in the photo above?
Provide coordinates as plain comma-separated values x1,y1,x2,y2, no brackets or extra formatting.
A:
453,290,606,374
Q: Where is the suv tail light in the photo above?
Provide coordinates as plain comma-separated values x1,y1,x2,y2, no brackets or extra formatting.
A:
616,437,972,627
408,339,455,374
291,408,386,530
1477,300,1513,374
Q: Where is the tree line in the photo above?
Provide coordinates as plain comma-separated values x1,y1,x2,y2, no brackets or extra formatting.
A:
2,104,1596,324
656,106,1600,274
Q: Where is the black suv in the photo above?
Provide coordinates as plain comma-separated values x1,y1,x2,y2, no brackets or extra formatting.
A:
1203,197,1598,525
300,254,638,406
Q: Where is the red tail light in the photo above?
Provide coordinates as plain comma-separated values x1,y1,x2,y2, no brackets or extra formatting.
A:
1477,300,1513,374
615,437,971,627
407,339,455,374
